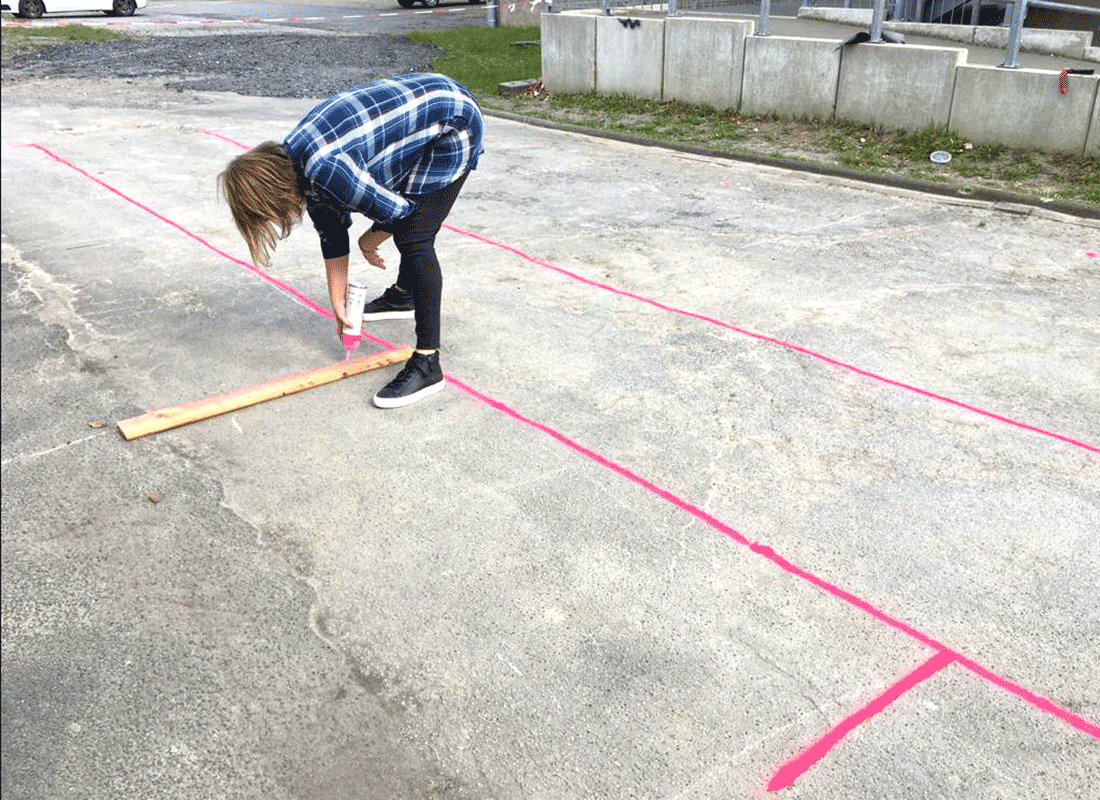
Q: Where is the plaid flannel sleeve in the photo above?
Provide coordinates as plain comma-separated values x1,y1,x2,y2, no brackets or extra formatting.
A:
308,153,414,227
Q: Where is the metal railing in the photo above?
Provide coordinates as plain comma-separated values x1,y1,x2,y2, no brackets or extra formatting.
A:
1003,1,1100,67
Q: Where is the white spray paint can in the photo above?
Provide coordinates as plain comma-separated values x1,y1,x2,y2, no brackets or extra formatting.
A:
341,280,368,352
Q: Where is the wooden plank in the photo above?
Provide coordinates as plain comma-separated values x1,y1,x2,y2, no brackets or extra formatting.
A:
117,346,413,441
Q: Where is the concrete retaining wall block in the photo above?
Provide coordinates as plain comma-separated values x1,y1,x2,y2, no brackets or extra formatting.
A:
663,17,754,109
1084,84,1099,156
596,14,666,100
541,13,597,94
741,36,842,121
837,43,966,131
949,65,1099,156
972,26,1091,59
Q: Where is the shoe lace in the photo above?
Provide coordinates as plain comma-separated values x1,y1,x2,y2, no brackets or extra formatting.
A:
383,285,409,304
390,355,430,388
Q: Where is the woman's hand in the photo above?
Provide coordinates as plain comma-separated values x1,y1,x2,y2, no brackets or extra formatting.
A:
330,292,352,336
358,229,392,269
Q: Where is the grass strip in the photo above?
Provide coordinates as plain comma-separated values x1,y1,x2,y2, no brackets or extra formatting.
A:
404,25,543,98
1,22,126,58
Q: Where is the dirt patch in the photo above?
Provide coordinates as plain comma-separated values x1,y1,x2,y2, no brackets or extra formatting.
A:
2,30,443,99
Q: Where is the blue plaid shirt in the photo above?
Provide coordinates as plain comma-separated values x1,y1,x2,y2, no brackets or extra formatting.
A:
283,73,484,258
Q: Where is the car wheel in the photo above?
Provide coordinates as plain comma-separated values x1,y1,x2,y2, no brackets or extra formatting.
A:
397,0,416,6
108,0,137,16
17,0,45,18
421,0,439,7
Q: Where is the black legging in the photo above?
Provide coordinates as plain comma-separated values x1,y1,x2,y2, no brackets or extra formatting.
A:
381,172,469,351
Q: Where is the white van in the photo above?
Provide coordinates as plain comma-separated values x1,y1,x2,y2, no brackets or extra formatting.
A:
3,0,147,18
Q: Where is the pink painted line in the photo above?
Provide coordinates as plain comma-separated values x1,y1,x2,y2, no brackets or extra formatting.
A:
200,128,251,150
448,375,752,547
954,654,1100,739
29,142,1100,745
25,144,334,321
767,650,956,792
441,224,1099,455
746,541,948,653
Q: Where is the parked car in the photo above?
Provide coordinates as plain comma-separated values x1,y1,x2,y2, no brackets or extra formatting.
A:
398,0,481,7
3,0,146,18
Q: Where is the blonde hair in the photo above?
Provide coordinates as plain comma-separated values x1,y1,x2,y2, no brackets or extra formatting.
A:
218,141,303,267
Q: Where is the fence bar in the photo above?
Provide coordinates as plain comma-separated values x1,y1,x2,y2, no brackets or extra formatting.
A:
667,0,678,16
869,0,886,42
1028,0,1100,12
1001,0,1027,68
757,0,771,36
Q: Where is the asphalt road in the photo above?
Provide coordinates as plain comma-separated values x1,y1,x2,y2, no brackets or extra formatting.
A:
2,13,1099,800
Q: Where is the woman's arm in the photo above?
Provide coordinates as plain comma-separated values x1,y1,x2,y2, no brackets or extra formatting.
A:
325,254,351,336
312,155,413,226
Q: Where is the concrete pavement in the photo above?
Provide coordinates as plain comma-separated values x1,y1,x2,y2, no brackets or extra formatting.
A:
2,72,1099,799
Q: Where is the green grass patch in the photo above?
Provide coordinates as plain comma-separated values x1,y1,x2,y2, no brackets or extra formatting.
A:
889,124,963,160
999,155,1041,182
404,25,541,97
954,160,990,178
837,142,890,171
2,22,125,59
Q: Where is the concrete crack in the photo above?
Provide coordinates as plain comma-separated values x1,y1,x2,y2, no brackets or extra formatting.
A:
1,431,107,468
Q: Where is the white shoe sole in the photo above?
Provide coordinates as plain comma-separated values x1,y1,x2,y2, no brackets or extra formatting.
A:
362,310,414,321
373,377,446,409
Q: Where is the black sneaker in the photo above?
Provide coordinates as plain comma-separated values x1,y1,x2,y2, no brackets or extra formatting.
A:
373,351,445,408
362,284,414,321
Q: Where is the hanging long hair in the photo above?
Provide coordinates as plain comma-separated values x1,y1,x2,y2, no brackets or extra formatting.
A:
218,141,302,268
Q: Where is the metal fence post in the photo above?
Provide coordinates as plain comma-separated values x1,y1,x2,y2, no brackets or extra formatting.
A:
869,0,886,42
757,0,770,36
1001,0,1028,68
487,1,500,26
601,0,610,15
667,0,677,16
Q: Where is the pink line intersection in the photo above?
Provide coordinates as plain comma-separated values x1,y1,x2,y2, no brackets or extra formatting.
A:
768,650,957,791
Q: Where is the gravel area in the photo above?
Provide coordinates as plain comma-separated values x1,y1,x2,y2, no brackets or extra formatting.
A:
2,32,444,98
